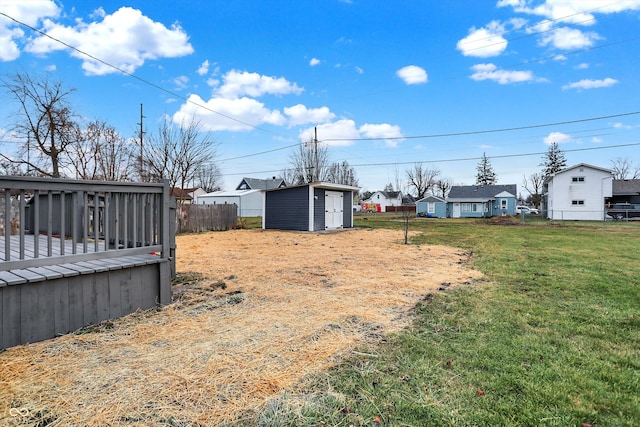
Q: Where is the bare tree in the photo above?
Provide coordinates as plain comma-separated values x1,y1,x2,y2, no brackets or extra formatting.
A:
195,163,223,193
406,163,440,199
610,157,639,180
523,172,545,208
68,120,135,181
2,72,77,177
287,140,330,184
144,117,217,191
435,177,452,199
326,160,359,186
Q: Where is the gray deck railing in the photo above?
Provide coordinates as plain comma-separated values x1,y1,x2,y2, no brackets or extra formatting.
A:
0,176,172,272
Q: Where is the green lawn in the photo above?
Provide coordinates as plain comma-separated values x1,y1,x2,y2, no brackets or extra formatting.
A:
243,215,640,426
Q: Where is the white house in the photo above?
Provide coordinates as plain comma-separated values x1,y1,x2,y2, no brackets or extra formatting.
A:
197,189,264,217
544,163,613,221
363,191,402,212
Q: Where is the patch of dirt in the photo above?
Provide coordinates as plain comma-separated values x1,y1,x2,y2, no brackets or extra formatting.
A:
0,228,482,426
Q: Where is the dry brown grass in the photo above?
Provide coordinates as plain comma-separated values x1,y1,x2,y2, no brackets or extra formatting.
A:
0,228,481,426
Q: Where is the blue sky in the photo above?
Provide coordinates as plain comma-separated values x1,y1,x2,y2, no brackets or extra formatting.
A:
1,0,639,194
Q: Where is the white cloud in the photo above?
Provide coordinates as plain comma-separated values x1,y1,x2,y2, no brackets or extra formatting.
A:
562,77,618,90
216,69,303,98
470,63,535,84
283,104,335,127
613,122,633,129
25,7,193,75
300,119,360,146
498,0,640,25
544,131,572,145
309,57,321,66
359,123,404,147
173,75,189,90
0,0,60,61
457,21,508,57
299,120,404,148
172,94,286,132
355,66,364,74
539,27,600,50
575,62,589,69
44,64,56,72
396,65,428,85
197,60,210,76
591,137,603,143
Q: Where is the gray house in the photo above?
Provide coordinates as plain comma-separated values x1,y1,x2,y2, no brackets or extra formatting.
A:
416,195,446,218
447,184,517,218
263,182,359,231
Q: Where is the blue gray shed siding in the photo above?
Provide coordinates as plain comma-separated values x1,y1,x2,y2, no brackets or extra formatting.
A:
264,185,310,230
264,183,356,231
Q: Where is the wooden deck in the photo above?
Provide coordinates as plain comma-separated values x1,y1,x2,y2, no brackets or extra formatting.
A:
0,176,175,349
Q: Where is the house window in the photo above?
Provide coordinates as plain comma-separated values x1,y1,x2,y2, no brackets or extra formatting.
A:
572,176,585,182
572,200,585,206
472,203,481,212
462,203,471,212
427,202,435,214
501,199,507,209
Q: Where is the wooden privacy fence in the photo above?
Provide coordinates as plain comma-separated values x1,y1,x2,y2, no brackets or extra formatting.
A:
0,176,175,349
176,203,237,234
386,205,416,213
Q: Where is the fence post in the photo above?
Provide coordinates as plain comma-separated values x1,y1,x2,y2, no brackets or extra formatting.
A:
159,179,172,304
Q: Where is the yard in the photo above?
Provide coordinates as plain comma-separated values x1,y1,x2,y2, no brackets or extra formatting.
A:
1,227,481,426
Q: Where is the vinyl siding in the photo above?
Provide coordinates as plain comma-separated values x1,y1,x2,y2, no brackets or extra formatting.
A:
264,186,309,230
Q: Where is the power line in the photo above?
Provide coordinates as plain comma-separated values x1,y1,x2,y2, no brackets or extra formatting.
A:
0,11,282,137
213,141,640,178
321,111,640,143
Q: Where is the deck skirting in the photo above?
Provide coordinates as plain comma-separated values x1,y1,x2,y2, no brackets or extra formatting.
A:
1,255,170,349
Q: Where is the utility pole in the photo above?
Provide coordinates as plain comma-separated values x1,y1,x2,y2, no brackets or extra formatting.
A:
138,103,145,181
313,126,318,182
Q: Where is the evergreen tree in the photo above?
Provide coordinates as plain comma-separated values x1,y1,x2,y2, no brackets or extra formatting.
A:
541,142,567,177
475,152,497,185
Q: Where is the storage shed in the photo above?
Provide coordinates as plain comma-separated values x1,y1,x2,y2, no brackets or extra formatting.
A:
263,182,359,231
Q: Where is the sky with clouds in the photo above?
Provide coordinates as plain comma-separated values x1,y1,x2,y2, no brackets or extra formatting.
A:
1,0,639,193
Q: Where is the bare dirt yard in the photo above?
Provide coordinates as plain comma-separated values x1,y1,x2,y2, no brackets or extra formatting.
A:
1,228,482,426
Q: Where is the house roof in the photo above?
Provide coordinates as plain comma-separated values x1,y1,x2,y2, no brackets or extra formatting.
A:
416,195,445,203
613,179,640,195
170,188,194,200
553,163,613,177
447,184,516,202
236,177,286,190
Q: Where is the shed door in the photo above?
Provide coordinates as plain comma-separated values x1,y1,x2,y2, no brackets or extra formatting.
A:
325,191,343,229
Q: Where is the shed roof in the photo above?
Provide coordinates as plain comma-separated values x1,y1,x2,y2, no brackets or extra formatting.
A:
265,181,359,193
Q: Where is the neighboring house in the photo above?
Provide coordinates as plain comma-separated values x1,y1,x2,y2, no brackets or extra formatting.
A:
363,190,402,212
416,195,447,218
171,187,206,204
197,178,287,217
609,179,640,205
263,182,359,231
446,184,517,218
236,177,286,191
544,163,613,221
197,189,264,217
